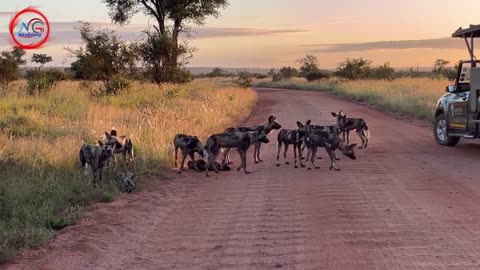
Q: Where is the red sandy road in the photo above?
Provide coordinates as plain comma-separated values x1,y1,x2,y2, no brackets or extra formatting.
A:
4,87,480,270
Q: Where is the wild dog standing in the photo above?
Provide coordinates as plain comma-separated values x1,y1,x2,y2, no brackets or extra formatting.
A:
300,120,341,160
303,128,357,171
203,130,270,177
173,134,204,173
223,116,281,164
102,129,135,169
80,138,116,188
331,111,370,149
276,121,309,168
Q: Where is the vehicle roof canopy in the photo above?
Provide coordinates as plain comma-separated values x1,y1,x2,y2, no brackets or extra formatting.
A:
452,25,480,38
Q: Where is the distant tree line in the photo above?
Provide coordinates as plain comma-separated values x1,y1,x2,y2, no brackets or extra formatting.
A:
266,54,458,82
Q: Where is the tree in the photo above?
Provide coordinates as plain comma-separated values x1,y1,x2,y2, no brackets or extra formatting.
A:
103,0,229,82
279,66,298,79
268,68,282,82
67,22,139,94
207,67,227,78
31,54,53,69
0,47,25,86
335,58,372,80
433,59,450,75
296,54,319,77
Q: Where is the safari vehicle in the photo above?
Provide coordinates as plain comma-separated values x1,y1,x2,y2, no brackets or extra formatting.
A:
434,25,480,146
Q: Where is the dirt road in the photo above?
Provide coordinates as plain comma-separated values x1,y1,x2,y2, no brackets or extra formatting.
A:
5,88,480,270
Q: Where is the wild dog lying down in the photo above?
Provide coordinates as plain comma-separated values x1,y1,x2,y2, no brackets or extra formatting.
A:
174,134,204,173
303,128,357,171
80,138,116,188
187,159,231,172
101,129,134,169
332,110,370,149
223,116,282,164
203,130,270,177
276,121,309,168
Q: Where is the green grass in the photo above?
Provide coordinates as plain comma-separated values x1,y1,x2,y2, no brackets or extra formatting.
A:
0,79,256,262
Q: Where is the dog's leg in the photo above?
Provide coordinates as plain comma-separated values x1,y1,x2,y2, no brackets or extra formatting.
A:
328,148,341,171
204,150,211,177
253,143,259,164
276,140,282,167
189,153,199,172
312,147,319,169
357,129,366,149
299,144,306,168
306,147,312,170
294,143,299,168
178,152,188,174
283,143,290,165
237,148,251,174
257,142,263,163
174,146,179,167
346,131,350,145
223,148,232,165
300,143,306,160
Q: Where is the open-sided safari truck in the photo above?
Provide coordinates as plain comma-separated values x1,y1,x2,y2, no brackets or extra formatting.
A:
434,25,480,146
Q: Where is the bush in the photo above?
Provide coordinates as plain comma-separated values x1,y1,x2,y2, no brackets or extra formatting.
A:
235,71,253,88
25,70,56,95
370,62,395,80
45,69,70,81
306,70,330,82
279,66,298,79
103,75,131,96
335,57,372,80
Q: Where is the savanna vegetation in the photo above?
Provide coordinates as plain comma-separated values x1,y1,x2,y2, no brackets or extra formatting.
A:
256,54,456,121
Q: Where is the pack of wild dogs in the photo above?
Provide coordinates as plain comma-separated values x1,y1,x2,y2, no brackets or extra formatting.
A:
79,110,369,189
174,110,370,177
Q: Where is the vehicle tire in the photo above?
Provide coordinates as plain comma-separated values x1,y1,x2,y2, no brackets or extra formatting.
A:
434,114,460,146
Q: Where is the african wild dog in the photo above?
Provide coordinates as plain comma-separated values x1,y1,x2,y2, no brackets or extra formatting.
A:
299,120,341,160
203,130,270,177
223,116,281,164
101,129,135,169
187,159,231,172
116,171,137,193
303,128,357,171
331,110,370,149
276,121,309,168
80,137,116,188
174,134,204,173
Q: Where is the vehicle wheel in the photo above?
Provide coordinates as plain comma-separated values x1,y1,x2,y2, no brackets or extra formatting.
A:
434,114,460,146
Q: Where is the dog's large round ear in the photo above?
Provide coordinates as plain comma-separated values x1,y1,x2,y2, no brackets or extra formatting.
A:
331,112,337,117
296,121,303,128
268,115,275,122
306,120,312,126
105,131,112,139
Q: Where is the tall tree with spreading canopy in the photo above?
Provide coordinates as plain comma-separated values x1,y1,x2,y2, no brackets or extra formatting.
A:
31,54,53,69
103,0,229,82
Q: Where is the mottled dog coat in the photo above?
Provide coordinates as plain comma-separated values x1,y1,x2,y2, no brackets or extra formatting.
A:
331,110,370,149
80,139,115,188
174,134,204,173
203,130,270,177
223,116,281,164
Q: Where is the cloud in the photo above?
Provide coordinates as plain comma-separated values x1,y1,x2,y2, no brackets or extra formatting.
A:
0,21,309,46
305,38,466,52
0,12,13,17
190,27,309,39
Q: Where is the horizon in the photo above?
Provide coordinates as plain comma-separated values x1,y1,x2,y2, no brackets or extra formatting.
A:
1,0,479,68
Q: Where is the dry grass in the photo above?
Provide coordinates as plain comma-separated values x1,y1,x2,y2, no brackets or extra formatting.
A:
0,79,256,261
255,77,449,121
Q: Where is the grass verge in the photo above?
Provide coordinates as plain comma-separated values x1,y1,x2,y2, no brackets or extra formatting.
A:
0,79,256,262
254,77,448,121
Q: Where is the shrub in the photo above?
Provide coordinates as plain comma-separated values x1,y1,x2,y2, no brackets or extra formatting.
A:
306,70,330,82
102,75,131,96
235,71,253,88
335,57,372,80
25,70,57,96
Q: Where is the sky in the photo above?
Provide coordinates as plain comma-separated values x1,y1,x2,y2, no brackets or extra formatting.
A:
1,0,479,68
